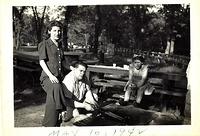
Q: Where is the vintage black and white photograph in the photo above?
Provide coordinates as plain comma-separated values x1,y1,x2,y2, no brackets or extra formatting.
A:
13,5,191,127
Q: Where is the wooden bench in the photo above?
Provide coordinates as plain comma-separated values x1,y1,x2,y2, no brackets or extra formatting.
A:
93,76,187,115
92,73,187,97
93,78,127,94
13,55,41,88
13,64,41,72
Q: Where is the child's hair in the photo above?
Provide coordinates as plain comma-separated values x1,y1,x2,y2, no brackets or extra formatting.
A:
132,56,145,63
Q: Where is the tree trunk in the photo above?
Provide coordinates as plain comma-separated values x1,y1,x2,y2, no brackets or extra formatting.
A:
32,6,46,44
63,6,77,51
13,6,26,50
165,38,175,55
38,6,46,42
130,5,147,50
16,29,21,50
94,6,102,54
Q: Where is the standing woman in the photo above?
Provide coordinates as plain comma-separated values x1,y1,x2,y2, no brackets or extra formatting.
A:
38,21,70,127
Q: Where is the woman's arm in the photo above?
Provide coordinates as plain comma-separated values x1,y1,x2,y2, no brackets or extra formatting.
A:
38,41,59,83
39,60,59,83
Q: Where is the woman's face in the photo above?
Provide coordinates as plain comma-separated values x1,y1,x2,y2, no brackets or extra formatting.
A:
48,26,61,41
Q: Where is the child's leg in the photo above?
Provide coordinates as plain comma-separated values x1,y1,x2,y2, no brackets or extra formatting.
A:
136,86,146,103
124,89,132,101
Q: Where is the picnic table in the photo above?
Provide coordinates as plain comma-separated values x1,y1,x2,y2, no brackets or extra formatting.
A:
86,64,188,114
86,65,187,82
13,50,94,70
13,50,90,63
13,50,93,88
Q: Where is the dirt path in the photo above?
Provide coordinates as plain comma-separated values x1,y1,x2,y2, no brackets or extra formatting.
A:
15,104,45,127
14,86,46,127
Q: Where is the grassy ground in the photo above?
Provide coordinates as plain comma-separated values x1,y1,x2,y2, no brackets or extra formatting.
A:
14,68,46,127
15,104,45,127
14,87,191,127
14,85,46,127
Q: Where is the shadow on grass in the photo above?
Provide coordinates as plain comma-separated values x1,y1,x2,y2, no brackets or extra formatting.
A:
14,87,46,110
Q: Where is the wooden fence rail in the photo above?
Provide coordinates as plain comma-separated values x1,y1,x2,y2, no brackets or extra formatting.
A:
114,47,190,67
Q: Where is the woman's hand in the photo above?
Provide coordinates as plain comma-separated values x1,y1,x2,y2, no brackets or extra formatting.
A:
49,74,59,83
39,60,59,83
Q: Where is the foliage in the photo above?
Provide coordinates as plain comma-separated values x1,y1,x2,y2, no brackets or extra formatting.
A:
67,6,95,48
13,6,27,49
31,6,47,44
12,5,190,56
158,4,190,55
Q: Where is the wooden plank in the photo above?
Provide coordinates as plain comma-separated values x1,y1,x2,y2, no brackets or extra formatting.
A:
104,75,187,88
20,46,37,52
87,66,128,75
154,89,187,97
14,65,40,72
109,80,127,86
94,77,186,89
112,94,135,101
150,79,187,89
104,76,186,89
87,65,187,81
94,79,187,98
93,79,126,87
148,78,163,84
101,104,183,125
64,51,91,56
13,50,91,64
148,71,186,81
93,81,114,87
13,51,39,63
104,74,128,81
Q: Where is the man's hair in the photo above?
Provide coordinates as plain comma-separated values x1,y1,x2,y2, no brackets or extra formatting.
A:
74,61,88,69
132,56,145,63
47,20,63,31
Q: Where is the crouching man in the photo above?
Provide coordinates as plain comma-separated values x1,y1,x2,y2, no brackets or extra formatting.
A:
120,56,154,106
62,61,98,122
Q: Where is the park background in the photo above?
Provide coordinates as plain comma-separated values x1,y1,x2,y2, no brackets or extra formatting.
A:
13,5,190,56
12,4,191,126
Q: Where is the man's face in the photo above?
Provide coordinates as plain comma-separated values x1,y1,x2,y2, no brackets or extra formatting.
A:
48,26,61,41
74,65,86,80
133,59,143,70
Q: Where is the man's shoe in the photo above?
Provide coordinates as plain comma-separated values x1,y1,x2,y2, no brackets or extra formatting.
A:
61,111,73,122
